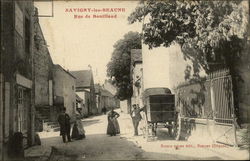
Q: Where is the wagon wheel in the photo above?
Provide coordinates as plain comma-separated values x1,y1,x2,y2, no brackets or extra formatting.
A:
152,123,157,137
167,123,173,137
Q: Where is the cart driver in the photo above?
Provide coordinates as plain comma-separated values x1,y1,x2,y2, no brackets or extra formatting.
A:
131,104,145,136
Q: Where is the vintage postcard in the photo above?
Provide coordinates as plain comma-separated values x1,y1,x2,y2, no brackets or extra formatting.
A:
0,0,249,160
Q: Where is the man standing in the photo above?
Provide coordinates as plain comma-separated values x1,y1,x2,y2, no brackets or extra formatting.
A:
57,107,72,143
131,104,145,136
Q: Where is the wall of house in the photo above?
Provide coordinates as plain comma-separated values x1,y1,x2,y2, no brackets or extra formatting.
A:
96,94,102,114
235,41,250,123
1,1,36,158
103,81,117,95
120,100,128,113
53,67,76,119
76,91,90,116
90,79,97,115
142,44,199,93
102,96,120,111
34,21,53,106
235,1,250,123
0,74,4,160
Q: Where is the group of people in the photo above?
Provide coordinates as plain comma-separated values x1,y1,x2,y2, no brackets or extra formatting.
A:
57,104,145,143
57,107,85,143
106,104,145,137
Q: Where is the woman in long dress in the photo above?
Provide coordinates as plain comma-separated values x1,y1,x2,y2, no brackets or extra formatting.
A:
71,108,85,140
107,108,120,136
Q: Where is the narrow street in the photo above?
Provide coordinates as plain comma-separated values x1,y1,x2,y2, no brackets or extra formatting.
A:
26,110,248,161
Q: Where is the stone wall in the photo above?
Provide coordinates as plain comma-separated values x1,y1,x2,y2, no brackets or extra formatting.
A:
53,65,76,119
34,20,53,106
1,1,36,159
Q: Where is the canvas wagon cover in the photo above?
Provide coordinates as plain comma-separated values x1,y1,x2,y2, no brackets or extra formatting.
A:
142,88,172,99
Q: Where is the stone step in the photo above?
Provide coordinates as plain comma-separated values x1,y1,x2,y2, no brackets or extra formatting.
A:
44,126,60,132
43,119,50,123
51,127,60,132
50,124,59,128
37,110,50,115
45,122,58,126
37,115,49,120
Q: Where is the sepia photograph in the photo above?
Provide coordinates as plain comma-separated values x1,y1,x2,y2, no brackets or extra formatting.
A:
0,0,249,160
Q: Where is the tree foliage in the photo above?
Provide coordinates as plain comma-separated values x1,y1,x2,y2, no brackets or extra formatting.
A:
107,32,141,100
128,0,248,74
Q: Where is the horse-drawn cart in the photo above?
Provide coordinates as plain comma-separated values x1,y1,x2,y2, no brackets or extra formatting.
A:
142,88,180,140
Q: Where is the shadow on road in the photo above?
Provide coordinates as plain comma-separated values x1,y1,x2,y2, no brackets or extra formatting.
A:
44,133,224,160
81,119,101,127
156,129,176,141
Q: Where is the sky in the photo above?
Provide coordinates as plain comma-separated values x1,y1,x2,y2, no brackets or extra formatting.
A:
35,1,142,84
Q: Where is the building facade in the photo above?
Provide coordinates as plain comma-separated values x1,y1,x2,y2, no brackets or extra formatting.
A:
95,84,120,113
76,90,91,117
70,70,97,115
33,10,54,130
1,0,36,159
33,11,53,107
53,65,76,120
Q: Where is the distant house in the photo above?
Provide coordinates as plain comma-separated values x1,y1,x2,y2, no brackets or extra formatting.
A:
103,80,117,95
75,93,88,116
70,70,97,115
95,84,120,113
53,65,76,120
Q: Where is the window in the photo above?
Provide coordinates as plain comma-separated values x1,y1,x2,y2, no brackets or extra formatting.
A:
18,87,24,104
17,87,29,133
25,17,30,53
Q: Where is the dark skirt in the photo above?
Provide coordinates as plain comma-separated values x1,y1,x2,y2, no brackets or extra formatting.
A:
107,119,120,135
71,123,85,139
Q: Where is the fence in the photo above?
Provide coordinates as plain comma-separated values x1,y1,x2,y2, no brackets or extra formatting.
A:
176,68,235,124
209,69,235,124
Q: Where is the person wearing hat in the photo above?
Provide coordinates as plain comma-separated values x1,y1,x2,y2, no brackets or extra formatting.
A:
131,104,145,136
57,107,72,143
71,107,85,140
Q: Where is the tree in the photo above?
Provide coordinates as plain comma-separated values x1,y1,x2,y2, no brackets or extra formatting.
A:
128,0,248,74
128,0,249,122
107,32,141,100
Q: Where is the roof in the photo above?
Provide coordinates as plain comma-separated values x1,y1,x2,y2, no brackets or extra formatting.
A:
142,88,172,98
131,49,142,66
101,89,114,97
54,64,76,79
70,70,93,88
94,84,114,97
76,93,83,102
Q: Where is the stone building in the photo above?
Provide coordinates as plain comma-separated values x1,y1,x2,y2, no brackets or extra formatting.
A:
1,0,36,159
33,12,53,108
70,70,97,115
95,84,120,113
53,65,76,120
33,9,54,130
103,79,117,95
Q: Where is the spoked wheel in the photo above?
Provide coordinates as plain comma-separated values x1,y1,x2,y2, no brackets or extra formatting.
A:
152,123,157,137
